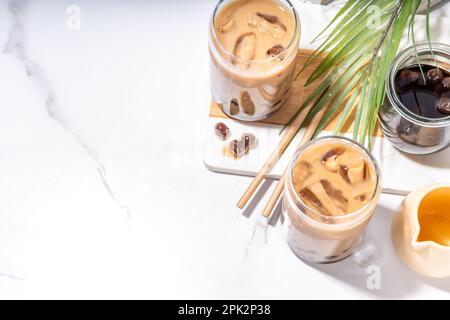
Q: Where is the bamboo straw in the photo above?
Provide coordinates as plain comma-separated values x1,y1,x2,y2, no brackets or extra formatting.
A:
261,107,326,218
236,102,315,209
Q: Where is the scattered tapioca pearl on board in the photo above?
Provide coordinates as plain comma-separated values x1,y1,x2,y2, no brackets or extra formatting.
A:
215,122,230,140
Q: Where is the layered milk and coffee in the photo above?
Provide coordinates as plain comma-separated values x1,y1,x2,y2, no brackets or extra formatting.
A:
209,0,300,121
282,137,381,263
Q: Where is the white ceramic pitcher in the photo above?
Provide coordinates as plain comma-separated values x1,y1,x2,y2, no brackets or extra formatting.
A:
392,184,450,278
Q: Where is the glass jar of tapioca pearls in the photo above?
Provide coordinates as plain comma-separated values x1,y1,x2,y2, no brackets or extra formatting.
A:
379,43,450,154
209,0,301,121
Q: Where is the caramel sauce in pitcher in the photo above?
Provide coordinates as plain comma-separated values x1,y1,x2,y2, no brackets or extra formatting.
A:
417,187,450,246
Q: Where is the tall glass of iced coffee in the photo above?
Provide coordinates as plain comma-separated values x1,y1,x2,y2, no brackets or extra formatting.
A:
209,0,301,121
282,136,382,263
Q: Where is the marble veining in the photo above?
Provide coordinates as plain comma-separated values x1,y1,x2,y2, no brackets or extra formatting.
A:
243,217,269,261
0,271,25,281
3,0,131,220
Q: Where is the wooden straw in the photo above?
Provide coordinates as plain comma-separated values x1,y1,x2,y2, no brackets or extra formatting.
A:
236,103,315,209
262,107,326,218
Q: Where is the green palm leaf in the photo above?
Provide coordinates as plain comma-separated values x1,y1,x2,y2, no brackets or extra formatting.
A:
285,0,435,148
300,0,393,76
333,89,359,135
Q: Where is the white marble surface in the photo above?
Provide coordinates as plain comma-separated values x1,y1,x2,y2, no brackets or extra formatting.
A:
0,0,450,299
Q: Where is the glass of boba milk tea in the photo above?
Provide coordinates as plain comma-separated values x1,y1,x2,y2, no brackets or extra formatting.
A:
282,136,382,263
209,0,301,121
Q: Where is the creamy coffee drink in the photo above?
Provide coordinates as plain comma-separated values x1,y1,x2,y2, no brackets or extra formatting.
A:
282,137,381,263
293,143,377,217
209,0,300,121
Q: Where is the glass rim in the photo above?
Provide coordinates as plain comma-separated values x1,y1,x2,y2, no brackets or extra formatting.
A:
386,43,450,128
286,136,381,225
209,0,301,65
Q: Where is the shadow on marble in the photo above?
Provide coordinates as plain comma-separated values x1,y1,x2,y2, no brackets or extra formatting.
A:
296,203,425,298
402,147,450,169
240,177,450,297
403,146,450,169
242,179,274,218
418,276,450,292
267,200,282,227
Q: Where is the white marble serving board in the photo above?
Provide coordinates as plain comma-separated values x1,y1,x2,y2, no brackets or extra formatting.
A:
204,13,450,194
204,118,450,194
